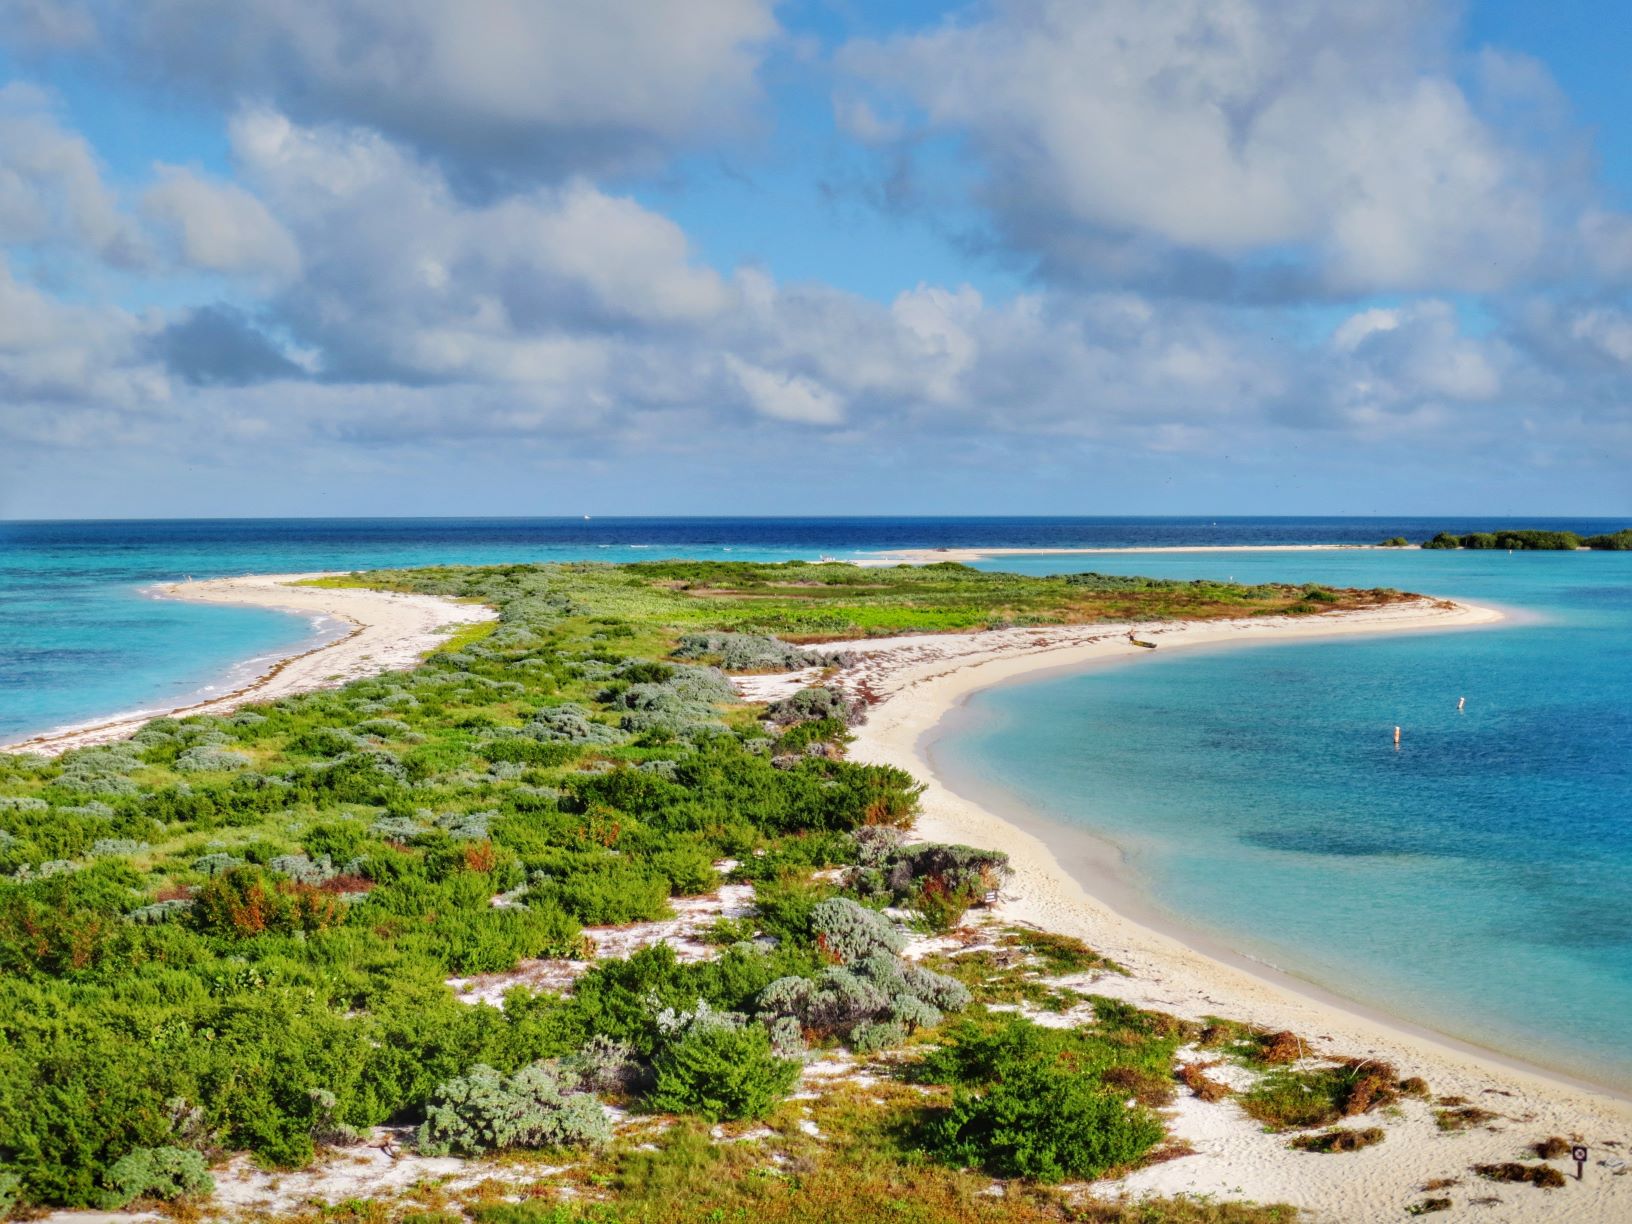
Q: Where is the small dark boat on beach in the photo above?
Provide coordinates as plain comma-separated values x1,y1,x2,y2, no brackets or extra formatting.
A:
1128,634,1157,649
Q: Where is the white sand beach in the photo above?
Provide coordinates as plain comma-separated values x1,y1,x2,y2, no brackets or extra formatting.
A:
1,574,496,757
740,596,1632,1222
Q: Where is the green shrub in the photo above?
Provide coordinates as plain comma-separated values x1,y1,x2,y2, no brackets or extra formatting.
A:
98,1146,213,1208
480,738,582,766
748,873,837,945
527,859,671,925
470,1204,579,1224
417,1062,611,1155
924,1058,1164,1182
775,717,852,754
646,1018,799,1122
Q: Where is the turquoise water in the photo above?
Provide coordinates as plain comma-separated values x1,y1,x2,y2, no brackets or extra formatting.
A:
943,548,1632,1090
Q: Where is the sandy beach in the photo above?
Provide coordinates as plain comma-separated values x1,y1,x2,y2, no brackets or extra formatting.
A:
1,573,496,757
745,596,1632,1222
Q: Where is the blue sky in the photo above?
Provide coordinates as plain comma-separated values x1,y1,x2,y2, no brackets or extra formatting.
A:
0,0,1628,518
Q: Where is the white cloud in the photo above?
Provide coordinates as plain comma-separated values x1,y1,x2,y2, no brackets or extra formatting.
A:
142,166,300,283
0,83,148,265
1323,300,1504,426
0,254,167,428
87,0,777,182
1566,306,1632,366
840,0,1558,294
726,356,847,425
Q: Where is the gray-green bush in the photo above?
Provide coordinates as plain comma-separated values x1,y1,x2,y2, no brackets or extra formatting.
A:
98,1146,213,1208
416,1062,612,1156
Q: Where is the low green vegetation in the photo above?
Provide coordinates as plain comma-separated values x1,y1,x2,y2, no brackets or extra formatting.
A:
912,1007,1189,1182
1417,528,1632,550
1238,1059,1402,1130
303,559,1411,642
0,559,1377,1217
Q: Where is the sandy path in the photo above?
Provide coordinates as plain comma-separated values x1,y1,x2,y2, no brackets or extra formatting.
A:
2,573,496,756
744,598,1632,1222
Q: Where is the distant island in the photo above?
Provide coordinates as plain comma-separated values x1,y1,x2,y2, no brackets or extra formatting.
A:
1381,529,1632,550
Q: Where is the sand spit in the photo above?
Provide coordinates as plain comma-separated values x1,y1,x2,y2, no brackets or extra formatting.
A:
769,597,1632,1222
2,573,496,757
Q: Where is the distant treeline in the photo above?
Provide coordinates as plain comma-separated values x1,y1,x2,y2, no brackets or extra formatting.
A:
1379,529,1632,551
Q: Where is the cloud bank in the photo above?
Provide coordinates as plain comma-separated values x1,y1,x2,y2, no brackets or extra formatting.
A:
0,0,1627,516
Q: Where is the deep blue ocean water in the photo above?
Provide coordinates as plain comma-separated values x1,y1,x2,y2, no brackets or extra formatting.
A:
2,515,1629,1089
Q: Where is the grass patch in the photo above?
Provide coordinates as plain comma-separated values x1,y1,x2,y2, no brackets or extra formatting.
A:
918,949,1088,1013
1239,1060,1400,1131
1000,927,1124,975
1196,1020,1307,1068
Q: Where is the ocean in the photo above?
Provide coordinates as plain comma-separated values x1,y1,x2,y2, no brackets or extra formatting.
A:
2,515,1629,1090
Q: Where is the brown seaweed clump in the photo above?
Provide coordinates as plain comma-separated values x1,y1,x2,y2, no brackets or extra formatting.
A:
1473,1162,1567,1189
1176,1061,1232,1103
1258,1030,1305,1065
1337,1059,1400,1115
1290,1127,1386,1154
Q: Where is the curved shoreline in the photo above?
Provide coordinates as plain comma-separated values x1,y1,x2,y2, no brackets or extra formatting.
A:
0,574,496,757
924,690,1626,1102
827,598,1632,1219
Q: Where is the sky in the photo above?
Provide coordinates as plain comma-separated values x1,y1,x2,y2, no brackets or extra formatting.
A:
0,0,1629,519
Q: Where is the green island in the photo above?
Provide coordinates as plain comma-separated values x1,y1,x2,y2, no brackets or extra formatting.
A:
1380,528,1632,550
1,563,1428,1222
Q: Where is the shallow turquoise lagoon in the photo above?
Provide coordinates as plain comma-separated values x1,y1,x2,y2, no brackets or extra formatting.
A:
947,549,1632,1089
